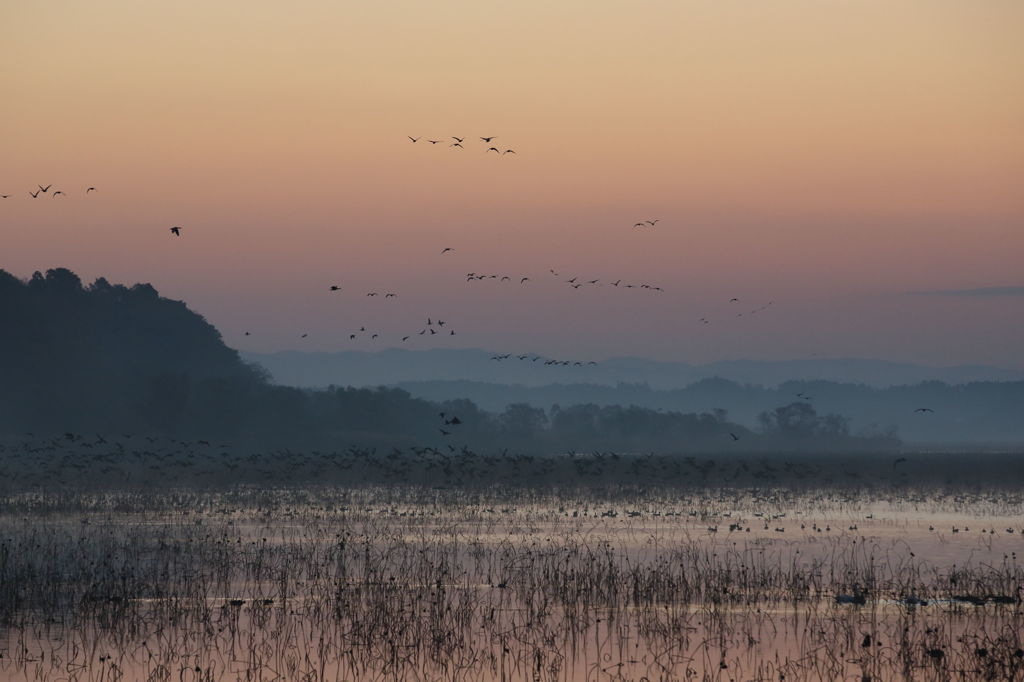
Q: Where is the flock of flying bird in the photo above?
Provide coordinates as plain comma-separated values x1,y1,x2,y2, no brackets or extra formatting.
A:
8,173,789,374
2,184,97,199
12,144,939,418
408,135,516,155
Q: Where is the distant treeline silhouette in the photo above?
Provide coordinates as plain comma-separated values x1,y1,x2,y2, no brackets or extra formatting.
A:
397,378,1024,446
0,268,897,453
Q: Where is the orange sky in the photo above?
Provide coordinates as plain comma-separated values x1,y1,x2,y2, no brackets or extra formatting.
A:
2,1,1023,366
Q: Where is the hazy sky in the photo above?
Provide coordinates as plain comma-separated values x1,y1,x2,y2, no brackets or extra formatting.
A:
3,1,1023,366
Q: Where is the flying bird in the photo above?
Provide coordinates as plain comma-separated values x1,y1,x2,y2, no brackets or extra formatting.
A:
502,149,515,155
645,219,659,226
480,136,496,143
408,136,420,143
520,277,529,284
729,298,739,302
486,147,500,154
38,184,52,193
729,433,740,441
633,222,646,228
52,191,65,197
29,191,40,198
914,408,934,413
86,187,96,193
170,226,182,236
0,194,9,199
450,143,463,148
329,285,342,291
428,139,442,144
441,247,454,254
452,137,465,143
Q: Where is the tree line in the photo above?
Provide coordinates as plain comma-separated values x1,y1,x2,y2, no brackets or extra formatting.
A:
0,268,898,453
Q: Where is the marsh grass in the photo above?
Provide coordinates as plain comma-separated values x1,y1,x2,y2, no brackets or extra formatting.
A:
1,481,1022,681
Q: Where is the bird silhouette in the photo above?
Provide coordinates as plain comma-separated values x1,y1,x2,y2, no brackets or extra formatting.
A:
729,433,740,441
914,408,934,413
441,247,454,254
408,136,420,143
428,139,442,144
329,285,341,291
450,143,463,148
729,298,739,302
452,137,465,143
38,184,52,193
52,191,65,197
0,194,9,199
502,149,515,155
486,147,500,154
480,136,496,143
645,219,659,226
520,277,529,284
29,190,40,198
170,226,182,236
86,187,96,193
633,222,646,228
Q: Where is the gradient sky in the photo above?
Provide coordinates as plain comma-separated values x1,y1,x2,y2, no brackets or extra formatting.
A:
3,1,1023,367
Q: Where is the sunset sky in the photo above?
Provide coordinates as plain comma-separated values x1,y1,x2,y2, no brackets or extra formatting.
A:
3,1,1022,366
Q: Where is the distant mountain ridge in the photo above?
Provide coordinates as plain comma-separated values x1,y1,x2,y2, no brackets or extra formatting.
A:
244,348,1024,390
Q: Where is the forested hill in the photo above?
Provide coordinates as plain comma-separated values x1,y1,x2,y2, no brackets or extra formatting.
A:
0,268,262,434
